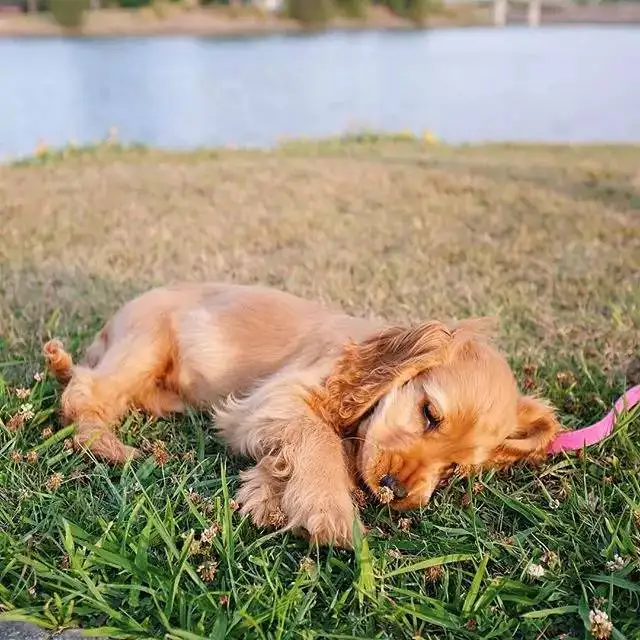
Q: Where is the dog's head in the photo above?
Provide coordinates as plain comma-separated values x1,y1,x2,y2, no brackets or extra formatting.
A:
308,320,560,510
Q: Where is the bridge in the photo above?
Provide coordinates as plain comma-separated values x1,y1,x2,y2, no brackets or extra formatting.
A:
491,0,574,27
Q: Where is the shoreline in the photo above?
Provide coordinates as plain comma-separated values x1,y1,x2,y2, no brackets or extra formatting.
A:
8,137,640,167
6,131,640,166
1,4,640,39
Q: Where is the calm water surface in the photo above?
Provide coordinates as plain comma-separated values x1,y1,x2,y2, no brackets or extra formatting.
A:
0,25,639,159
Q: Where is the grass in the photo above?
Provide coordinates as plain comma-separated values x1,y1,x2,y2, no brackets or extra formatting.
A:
0,136,639,639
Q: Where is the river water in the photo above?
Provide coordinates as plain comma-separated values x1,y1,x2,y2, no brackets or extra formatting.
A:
0,25,638,159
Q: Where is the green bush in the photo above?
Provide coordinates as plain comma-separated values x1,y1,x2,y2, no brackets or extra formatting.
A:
385,0,406,16
336,0,369,18
286,0,335,25
50,0,89,28
406,0,431,24
118,0,151,7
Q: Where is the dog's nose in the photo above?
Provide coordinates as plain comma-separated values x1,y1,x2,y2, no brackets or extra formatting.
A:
379,474,408,500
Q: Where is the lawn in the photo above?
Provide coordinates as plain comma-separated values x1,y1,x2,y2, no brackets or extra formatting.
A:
0,137,639,639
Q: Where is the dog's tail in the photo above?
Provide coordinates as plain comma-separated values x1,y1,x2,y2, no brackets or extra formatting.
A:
43,339,74,385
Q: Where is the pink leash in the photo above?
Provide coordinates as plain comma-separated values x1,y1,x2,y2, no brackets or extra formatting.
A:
547,384,640,454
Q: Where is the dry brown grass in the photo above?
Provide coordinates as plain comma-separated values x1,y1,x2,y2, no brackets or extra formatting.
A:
1,139,638,388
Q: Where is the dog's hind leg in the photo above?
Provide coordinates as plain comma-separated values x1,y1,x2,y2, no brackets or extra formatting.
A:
44,326,110,384
49,332,180,464
43,339,75,385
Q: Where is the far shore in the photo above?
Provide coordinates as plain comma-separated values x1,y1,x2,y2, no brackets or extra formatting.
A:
1,3,639,39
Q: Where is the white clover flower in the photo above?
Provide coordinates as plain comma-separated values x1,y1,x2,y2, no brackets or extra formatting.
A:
19,403,35,420
605,554,627,572
589,609,613,639
526,563,545,579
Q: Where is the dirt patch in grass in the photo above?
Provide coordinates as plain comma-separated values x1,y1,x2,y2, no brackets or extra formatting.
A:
0,139,639,638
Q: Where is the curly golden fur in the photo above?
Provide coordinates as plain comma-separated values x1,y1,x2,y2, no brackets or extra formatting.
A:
44,282,560,548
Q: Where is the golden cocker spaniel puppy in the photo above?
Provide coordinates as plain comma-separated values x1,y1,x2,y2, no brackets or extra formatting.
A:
44,283,560,547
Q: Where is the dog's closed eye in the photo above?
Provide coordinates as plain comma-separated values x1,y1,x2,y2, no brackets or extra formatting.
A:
421,401,441,433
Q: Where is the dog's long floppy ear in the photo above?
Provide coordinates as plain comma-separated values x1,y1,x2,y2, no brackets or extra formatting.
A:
492,395,561,465
307,322,452,434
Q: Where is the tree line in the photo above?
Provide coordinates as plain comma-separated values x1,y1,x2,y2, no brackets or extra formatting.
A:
19,0,436,29
286,0,434,24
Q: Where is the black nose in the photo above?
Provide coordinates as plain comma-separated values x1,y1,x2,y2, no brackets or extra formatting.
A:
379,474,408,500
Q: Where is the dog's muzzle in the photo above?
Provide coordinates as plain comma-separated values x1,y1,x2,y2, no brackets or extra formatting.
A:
379,474,408,500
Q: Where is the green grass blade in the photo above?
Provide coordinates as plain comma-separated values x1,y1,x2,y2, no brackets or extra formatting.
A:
210,611,228,640
521,605,579,619
76,628,143,639
0,612,56,629
483,485,550,525
34,424,76,452
395,604,461,631
134,518,153,573
383,554,474,579
353,522,375,601
462,553,489,615
165,530,196,619
585,575,640,593
166,630,212,640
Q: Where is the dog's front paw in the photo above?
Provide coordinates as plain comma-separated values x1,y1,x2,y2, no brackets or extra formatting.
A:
284,490,363,549
305,507,362,549
236,465,286,530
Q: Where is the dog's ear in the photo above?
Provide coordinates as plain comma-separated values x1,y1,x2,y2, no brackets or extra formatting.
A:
492,395,561,465
307,322,452,433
